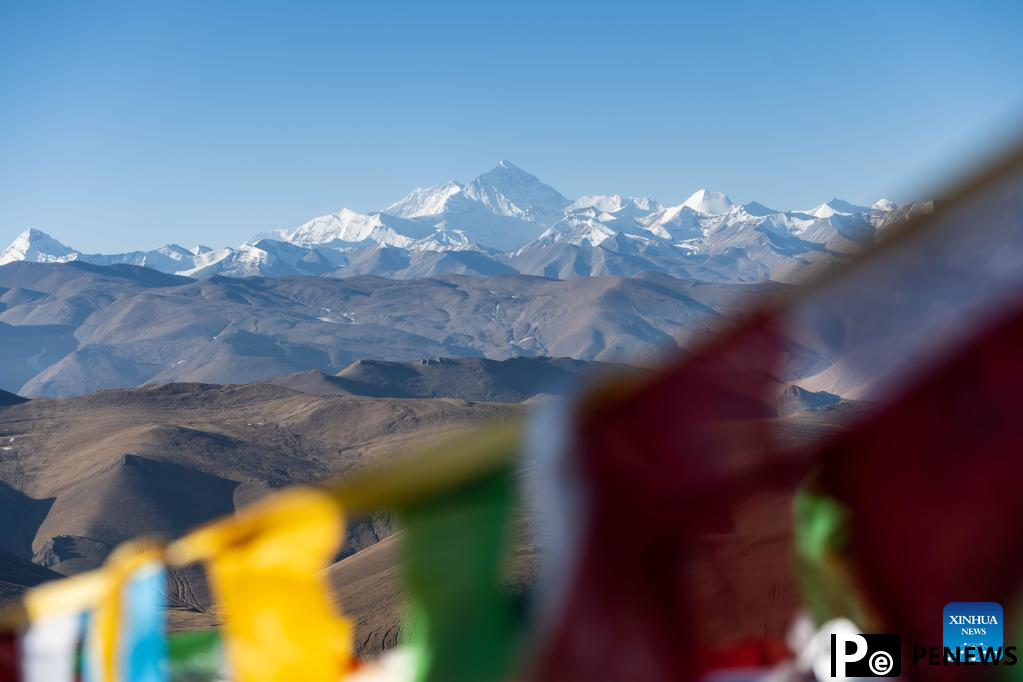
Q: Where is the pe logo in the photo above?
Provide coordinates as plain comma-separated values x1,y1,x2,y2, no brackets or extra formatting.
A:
944,602,1003,662
830,633,901,677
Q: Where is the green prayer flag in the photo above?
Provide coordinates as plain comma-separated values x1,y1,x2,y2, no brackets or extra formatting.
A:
397,462,523,682
793,480,873,629
168,629,228,682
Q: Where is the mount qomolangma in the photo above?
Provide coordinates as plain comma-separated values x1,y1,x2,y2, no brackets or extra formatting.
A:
0,161,931,282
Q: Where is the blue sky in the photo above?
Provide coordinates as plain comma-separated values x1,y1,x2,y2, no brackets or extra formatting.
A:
2,1,1022,253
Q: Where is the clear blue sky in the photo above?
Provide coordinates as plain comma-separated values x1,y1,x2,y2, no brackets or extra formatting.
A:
2,1,1022,253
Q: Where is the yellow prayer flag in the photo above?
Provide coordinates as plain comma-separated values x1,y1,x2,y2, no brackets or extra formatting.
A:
170,487,353,682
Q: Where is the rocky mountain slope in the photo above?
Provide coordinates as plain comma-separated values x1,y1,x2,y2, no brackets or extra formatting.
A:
0,381,516,577
0,261,817,397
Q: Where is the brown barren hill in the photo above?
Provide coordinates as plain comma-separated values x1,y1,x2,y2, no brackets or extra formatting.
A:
270,356,609,402
0,365,861,661
0,381,516,583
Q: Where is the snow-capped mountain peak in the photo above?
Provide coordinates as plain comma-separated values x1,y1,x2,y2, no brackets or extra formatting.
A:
462,160,570,226
551,219,619,247
642,204,704,241
1,160,928,284
0,228,79,265
277,208,436,248
409,228,479,252
740,201,780,217
567,195,661,214
805,198,870,218
681,189,734,215
382,180,464,218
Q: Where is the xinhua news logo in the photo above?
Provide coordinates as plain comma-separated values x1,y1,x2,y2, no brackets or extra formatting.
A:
830,633,901,677
825,602,1017,678
945,602,1003,662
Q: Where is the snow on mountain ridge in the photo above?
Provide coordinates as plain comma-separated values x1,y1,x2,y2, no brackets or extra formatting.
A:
804,198,871,218
0,228,79,265
408,229,480,252
277,208,441,249
567,195,661,214
740,201,781,217
641,204,705,241
375,161,573,250
0,229,204,272
462,160,570,226
546,219,619,247
1,160,924,283
382,181,464,218
681,189,735,215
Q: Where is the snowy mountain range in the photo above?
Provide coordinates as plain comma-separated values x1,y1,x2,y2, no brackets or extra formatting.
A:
0,160,931,282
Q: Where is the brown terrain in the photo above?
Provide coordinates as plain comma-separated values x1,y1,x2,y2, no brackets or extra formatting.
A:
0,355,865,658
0,261,796,398
0,380,512,595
